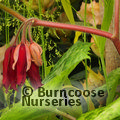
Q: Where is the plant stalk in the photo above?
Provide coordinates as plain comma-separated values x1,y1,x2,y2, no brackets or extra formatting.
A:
84,0,89,111
38,0,47,79
0,3,26,22
0,3,115,41
0,3,120,53
34,19,113,40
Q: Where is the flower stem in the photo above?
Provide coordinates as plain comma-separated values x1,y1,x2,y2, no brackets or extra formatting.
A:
84,0,89,111
21,18,35,43
0,3,26,22
0,3,120,53
38,0,47,79
34,19,113,40
28,20,34,43
14,22,25,44
0,3,116,41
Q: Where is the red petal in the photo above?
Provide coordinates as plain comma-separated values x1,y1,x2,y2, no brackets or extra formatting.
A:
12,44,21,70
25,44,31,71
8,46,17,90
27,62,43,90
3,47,12,91
16,44,27,86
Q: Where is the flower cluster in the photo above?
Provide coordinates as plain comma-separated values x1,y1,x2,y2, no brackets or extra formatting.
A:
3,19,43,92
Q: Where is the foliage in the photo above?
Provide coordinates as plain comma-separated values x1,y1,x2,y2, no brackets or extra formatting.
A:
0,0,120,120
77,97,120,120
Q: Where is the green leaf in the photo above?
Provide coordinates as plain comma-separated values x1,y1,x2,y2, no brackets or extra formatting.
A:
42,41,91,85
106,69,120,104
61,0,75,24
95,67,120,103
97,0,114,55
77,97,120,120
94,0,114,48
94,0,114,57
93,0,114,105
41,41,91,117
0,89,6,106
0,103,58,120
101,0,114,31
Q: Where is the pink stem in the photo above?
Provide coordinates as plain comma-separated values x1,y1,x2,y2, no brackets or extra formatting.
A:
28,21,34,43
0,3,120,53
0,3,116,41
14,22,25,45
21,23,27,44
34,19,120,54
34,19,113,40
21,19,34,43
0,3,26,22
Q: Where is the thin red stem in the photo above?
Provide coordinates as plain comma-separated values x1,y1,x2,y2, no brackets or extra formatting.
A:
14,22,25,45
34,19,120,54
34,19,113,40
0,3,115,41
0,3,120,53
0,3,26,22
28,20,34,43
21,19,34,43
21,23,27,44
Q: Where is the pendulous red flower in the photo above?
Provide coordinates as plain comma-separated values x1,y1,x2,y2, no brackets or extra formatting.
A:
27,61,43,90
3,20,43,92
12,43,31,86
2,46,17,91
3,42,43,91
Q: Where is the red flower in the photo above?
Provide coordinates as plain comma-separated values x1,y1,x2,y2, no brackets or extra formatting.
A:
12,43,31,86
3,43,43,91
3,46,17,92
3,21,43,92
27,62,43,90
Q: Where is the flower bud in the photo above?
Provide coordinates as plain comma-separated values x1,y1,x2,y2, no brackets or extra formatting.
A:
29,42,42,66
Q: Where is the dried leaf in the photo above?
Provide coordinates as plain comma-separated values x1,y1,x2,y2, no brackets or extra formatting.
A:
22,0,54,11
77,1,101,26
82,65,105,110
82,66,105,90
